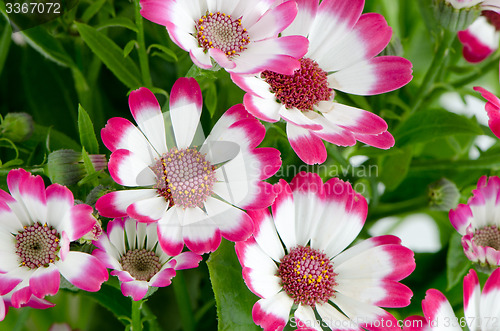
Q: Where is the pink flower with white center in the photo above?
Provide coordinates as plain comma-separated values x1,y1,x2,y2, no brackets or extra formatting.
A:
92,217,202,301
458,6,500,63
0,169,108,308
235,172,416,331
473,86,500,139
230,0,413,165
96,78,281,256
403,268,500,331
1,284,54,322
139,0,309,75
449,176,500,268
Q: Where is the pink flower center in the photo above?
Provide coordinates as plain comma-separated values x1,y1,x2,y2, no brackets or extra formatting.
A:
196,12,250,56
15,222,60,269
278,245,336,307
120,249,161,281
474,225,500,250
482,10,500,31
152,147,217,209
261,57,333,111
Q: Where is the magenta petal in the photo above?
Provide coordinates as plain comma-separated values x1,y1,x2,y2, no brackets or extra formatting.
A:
111,270,135,282
149,268,176,287
0,273,23,296
354,131,395,149
56,252,108,292
287,124,327,165
63,204,95,242
209,48,237,70
29,265,60,298
10,286,33,308
121,281,149,301
458,27,496,63
173,251,202,270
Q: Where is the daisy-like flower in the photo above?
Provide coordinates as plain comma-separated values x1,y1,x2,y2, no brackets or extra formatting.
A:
0,169,108,308
96,78,281,256
230,0,413,164
403,268,500,331
92,217,202,301
473,85,500,139
140,0,309,75
235,172,415,331
457,4,500,63
1,284,54,322
449,176,500,268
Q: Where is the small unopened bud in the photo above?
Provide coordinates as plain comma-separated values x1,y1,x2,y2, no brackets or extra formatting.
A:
0,113,34,142
46,149,107,185
428,178,460,211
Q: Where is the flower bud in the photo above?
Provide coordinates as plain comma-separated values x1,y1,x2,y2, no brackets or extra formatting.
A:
0,112,34,142
46,149,107,185
428,178,460,211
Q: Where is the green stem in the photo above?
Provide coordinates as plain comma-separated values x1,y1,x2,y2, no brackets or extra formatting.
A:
410,29,455,113
451,51,500,88
131,299,143,331
135,0,152,87
410,154,500,171
0,167,44,176
368,195,428,220
173,271,195,331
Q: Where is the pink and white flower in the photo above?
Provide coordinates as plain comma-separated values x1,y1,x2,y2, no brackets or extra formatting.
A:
96,78,281,256
140,0,308,74
0,169,108,308
449,176,500,268
0,284,54,321
92,217,202,301
235,172,415,331
231,0,413,164
403,268,500,331
473,86,500,138
455,1,500,63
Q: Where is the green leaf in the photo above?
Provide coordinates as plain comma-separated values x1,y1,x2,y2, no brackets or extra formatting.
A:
447,232,472,290
32,125,80,152
78,105,99,155
96,17,139,33
79,283,131,326
75,22,142,89
207,239,260,331
123,40,137,58
81,0,107,23
380,146,413,191
204,83,218,117
21,26,75,67
0,19,12,77
394,109,482,147
147,44,178,62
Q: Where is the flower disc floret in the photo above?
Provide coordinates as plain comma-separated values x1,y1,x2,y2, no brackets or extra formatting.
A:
197,12,250,56
278,245,336,306
120,248,162,281
474,225,500,250
152,147,216,209
261,58,332,112
15,222,60,269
